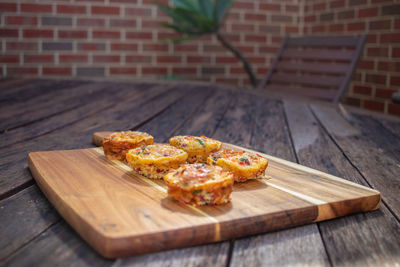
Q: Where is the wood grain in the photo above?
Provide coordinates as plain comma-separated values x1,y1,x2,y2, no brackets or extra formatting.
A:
29,132,380,258
285,101,400,266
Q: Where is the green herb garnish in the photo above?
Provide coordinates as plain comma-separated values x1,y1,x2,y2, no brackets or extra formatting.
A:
192,189,202,194
240,157,246,162
196,138,205,146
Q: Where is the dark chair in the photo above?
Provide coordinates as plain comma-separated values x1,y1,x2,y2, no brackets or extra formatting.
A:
257,35,366,103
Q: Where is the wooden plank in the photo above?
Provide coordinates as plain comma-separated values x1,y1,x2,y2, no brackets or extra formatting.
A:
230,97,329,266
265,85,336,101
311,105,400,218
270,73,343,88
282,48,354,61
0,82,148,148
287,35,360,47
0,84,181,199
0,186,60,261
0,86,217,266
2,221,113,267
285,101,400,265
0,81,107,132
276,61,349,75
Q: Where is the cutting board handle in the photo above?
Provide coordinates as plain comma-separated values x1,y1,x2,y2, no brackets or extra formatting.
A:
92,132,112,147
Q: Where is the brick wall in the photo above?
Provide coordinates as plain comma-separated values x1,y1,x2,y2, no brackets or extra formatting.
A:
0,0,301,86
0,0,399,115
304,0,400,116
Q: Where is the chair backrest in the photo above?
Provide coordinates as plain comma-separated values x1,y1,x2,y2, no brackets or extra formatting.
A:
257,35,366,103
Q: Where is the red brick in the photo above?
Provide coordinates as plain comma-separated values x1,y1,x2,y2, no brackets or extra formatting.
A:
57,5,86,14
367,34,377,43
391,76,400,86
312,25,326,33
157,32,181,39
111,0,138,3
142,67,168,75
358,7,378,18
59,54,88,63
24,54,53,63
305,15,316,22
248,57,266,64
0,29,18,38
110,67,137,75
110,19,136,27
378,61,400,72
347,22,365,31
92,30,120,39
77,18,105,27
329,24,344,32
236,45,254,53
259,3,280,11
233,1,254,9
8,67,38,76
353,85,372,95
93,55,120,63
58,30,87,39
92,6,120,15
365,74,387,84
358,60,374,70
271,36,283,44
363,100,384,112
271,15,292,23
244,13,266,21
6,16,38,25
344,96,361,107
380,33,400,43
369,20,391,30
21,3,52,13
285,26,298,33
313,2,326,11
111,43,138,51
156,56,181,64
216,56,239,64
0,55,19,64
125,55,152,63
173,44,198,52
232,24,254,31
338,10,355,19
330,0,345,8
230,67,245,74
367,47,389,57
393,48,400,58
78,43,106,51
245,34,266,43
388,103,400,116
142,0,167,3
6,41,37,51
125,7,151,16
285,5,299,12
187,56,210,64
259,46,278,53
23,29,53,38
376,88,396,99
143,43,168,52
216,78,239,85
142,20,167,28
126,31,152,40
172,67,196,75
0,3,17,12
43,67,71,76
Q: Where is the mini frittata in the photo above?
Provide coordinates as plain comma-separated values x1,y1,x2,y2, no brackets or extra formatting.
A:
169,135,222,163
126,144,188,179
207,149,268,182
103,131,154,161
164,163,234,206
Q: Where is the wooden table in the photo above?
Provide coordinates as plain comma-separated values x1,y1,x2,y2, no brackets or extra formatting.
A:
1,79,399,266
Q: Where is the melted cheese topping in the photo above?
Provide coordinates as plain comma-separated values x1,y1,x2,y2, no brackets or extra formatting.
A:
209,149,267,169
165,163,233,188
126,143,188,165
169,135,222,153
104,131,153,145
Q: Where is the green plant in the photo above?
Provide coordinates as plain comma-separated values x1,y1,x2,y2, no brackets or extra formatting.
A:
156,0,257,87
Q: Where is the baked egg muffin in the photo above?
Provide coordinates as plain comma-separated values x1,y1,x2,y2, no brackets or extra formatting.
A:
207,149,268,182
169,135,222,163
164,163,234,206
103,131,154,161
126,144,188,179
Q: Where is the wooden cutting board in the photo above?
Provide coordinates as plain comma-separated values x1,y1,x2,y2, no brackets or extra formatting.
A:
28,132,380,259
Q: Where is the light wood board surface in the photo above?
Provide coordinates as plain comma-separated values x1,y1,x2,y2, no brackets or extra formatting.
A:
27,131,380,259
